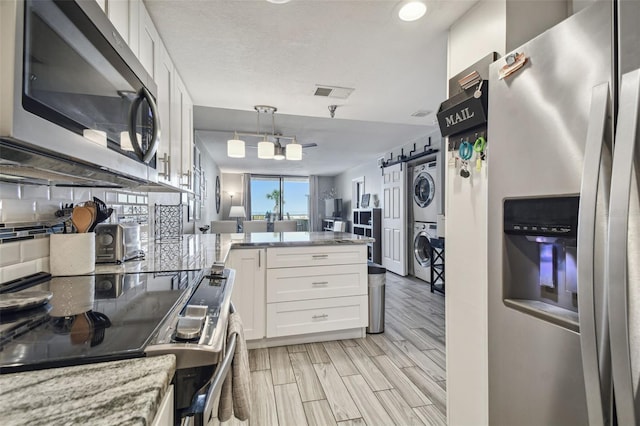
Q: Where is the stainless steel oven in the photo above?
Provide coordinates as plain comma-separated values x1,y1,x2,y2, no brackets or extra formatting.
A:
0,267,236,425
0,0,159,185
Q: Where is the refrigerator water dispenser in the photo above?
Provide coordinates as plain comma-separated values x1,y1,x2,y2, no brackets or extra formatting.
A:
502,196,580,331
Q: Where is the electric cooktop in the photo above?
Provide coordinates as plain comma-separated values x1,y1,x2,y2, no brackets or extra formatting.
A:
0,269,208,373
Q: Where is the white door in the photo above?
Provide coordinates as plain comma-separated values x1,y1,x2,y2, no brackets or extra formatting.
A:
382,163,407,275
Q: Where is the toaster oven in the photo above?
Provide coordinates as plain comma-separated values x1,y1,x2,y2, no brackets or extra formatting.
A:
95,223,144,263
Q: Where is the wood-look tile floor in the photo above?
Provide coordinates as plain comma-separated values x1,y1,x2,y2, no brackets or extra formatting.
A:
212,273,445,426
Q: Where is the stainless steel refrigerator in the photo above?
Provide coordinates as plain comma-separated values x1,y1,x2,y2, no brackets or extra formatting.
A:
487,1,640,425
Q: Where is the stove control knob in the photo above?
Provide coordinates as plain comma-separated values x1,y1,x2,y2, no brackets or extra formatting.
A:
175,316,204,340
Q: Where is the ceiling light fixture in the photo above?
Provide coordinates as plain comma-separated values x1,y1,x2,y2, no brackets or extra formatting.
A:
256,105,275,159
273,144,286,161
266,0,291,3
258,137,274,159
227,132,245,158
226,105,312,161
398,1,427,21
286,138,302,161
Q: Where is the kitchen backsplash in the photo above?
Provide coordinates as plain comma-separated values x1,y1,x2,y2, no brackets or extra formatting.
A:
0,182,150,283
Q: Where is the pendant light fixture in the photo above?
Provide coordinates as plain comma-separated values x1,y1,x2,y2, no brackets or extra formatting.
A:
226,105,314,160
257,137,274,159
227,132,245,158
286,138,302,161
256,105,275,159
273,143,285,160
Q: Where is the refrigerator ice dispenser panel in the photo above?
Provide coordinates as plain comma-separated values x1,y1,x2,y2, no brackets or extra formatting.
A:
502,196,580,331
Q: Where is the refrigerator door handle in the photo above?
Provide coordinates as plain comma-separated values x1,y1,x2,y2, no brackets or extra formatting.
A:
608,68,640,426
577,82,610,426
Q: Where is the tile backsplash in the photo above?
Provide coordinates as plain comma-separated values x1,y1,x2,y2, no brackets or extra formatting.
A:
0,182,150,283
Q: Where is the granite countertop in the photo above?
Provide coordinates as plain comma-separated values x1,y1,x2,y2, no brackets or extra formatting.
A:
94,231,373,274
0,355,176,426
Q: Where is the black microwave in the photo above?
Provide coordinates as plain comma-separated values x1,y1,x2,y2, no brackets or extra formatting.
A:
0,0,159,184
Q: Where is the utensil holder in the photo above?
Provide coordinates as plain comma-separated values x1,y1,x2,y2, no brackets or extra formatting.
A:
49,233,95,275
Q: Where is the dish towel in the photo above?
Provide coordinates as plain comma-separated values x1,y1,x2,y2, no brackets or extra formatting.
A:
218,311,251,421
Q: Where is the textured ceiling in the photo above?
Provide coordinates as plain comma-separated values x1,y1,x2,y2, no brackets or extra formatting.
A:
145,0,479,174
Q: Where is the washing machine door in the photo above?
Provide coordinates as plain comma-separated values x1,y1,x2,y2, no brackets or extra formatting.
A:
414,231,432,267
413,172,435,208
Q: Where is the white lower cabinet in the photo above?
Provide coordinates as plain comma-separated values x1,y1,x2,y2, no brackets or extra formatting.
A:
226,248,266,340
266,295,368,338
151,384,174,426
266,264,366,303
226,245,368,343
265,245,368,340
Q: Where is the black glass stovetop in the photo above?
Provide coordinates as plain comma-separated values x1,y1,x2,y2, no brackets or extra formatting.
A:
0,270,205,373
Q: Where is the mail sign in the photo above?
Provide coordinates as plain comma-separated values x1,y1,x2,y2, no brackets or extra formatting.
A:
437,85,488,137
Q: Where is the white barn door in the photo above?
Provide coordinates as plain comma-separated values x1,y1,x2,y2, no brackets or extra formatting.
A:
382,163,407,275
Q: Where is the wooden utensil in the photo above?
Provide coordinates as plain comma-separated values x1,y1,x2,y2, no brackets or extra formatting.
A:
71,206,93,233
84,201,97,231
70,313,93,345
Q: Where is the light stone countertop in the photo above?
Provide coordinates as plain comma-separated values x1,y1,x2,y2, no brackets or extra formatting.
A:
0,355,176,426
94,231,373,274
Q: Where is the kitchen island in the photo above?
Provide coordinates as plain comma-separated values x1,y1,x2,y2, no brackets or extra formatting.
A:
96,231,374,346
94,231,373,274
0,232,373,424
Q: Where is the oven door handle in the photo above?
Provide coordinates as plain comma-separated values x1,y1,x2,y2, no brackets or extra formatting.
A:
181,303,237,426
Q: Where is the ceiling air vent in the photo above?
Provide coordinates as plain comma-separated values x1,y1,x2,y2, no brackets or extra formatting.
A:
411,110,431,117
313,85,355,99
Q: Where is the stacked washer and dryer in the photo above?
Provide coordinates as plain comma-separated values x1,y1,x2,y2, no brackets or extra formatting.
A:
411,160,441,282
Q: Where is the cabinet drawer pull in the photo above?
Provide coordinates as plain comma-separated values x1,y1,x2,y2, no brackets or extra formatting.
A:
312,314,329,320
311,254,328,259
312,281,328,286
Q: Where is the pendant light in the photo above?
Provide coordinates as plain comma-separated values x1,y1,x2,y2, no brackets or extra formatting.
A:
273,143,285,160
255,105,276,159
258,137,274,159
286,138,302,160
227,132,245,158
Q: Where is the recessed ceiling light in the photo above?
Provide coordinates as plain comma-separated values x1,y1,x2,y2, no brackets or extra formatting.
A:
266,0,291,4
398,1,427,22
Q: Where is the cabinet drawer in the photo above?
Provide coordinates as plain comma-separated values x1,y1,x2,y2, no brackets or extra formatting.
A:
266,295,368,338
266,264,366,303
267,245,367,269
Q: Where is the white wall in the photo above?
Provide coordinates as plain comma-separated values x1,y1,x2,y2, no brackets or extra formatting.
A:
445,1,567,425
195,137,221,230
445,4,506,425
334,161,382,221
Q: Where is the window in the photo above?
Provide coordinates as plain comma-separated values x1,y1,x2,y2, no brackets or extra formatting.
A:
250,176,309,229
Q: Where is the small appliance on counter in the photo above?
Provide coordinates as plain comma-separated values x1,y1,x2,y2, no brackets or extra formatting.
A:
95,223,144,264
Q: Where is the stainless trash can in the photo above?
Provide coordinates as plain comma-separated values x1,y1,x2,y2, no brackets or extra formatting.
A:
367,262,386,334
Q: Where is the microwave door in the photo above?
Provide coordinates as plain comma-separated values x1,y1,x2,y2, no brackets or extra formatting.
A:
22,0,157,165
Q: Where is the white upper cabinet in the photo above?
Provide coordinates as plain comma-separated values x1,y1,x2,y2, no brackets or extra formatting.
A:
138,3,158,80
155,42,174,185
97,0,194,191
106,0,129,44
97,0,140,57
174,73,193,191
